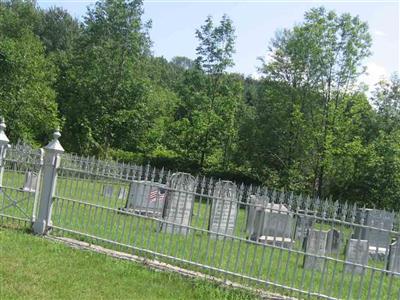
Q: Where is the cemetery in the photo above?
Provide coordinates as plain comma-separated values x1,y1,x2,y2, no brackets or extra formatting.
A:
0,122,399,299
1,0,399,297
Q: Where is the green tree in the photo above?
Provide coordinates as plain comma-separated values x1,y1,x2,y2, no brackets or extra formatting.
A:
61,0,159,155
38,7,80,54
0,0,59,144
170,15,242,168
367,75,400,209
258,7,372,197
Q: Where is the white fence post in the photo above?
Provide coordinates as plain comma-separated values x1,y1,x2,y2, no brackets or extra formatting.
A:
33,129,64,235
0,117,10,188
32,148,45,222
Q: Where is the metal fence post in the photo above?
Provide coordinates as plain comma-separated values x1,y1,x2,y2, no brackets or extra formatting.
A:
33,129,64,235
0,117,10,188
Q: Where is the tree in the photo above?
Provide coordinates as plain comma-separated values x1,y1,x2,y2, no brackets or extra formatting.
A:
367,75,400,210
195,15,235,75
60,0,157,154
372,75,400,133
259,7,372,197
38,7,81,54
0,1,60,144
170,56,195,71
194,14,238,168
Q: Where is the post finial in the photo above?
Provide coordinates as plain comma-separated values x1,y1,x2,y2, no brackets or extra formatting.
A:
44,127,64,153
53,128,61,140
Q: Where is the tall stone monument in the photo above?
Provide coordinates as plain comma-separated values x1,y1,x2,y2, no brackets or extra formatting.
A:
161,173,196,234
209,181,238,238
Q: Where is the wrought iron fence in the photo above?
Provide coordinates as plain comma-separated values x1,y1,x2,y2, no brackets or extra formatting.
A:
0,127,399,299
0,142,42,225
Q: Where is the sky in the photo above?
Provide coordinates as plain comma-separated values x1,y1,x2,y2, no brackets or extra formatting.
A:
37,0,399,90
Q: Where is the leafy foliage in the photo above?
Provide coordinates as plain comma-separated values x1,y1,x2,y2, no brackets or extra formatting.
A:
0,1,398,210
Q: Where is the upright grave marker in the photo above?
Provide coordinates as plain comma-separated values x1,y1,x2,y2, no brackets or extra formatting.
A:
118,186,128,200
325,229,343,254
22,171,38,193
246,195,266,237
303,229,328,270
161,173,196,235
125,181,167,217
102,184,114,198
295,211,316,239
345,239,369,274
209,181,237,238
353,209,394,257
251,202,294,248
387,241,400,276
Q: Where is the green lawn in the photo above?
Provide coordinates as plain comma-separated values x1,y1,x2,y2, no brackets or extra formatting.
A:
0,227,258,300
1,170,399,299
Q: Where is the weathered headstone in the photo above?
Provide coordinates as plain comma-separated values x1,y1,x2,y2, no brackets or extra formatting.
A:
161,173,196,235
125,181,167,216
209,181,238,238
387,241,400,276
295,211,316,239
344,239,369,274
303,229,328,270
22,171,38,193
353,209,394,256
250,203,294,248
325,229,343,254
246,195,266,236
102,184,114,198
118,186,128,200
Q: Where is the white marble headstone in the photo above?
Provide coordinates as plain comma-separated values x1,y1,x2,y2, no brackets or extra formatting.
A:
209,181,238,238
161,173,196,235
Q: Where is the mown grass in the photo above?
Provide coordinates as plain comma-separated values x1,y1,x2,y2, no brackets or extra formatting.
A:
0,226,258,300
1,170,399,299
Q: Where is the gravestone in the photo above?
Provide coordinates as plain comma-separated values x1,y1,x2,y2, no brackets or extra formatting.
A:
353,209,394,256
251,203,294,248
161,173,196,235
387,241,400,276
102,184,114,198
344,239,369,274
125,181,167,217
209,181,238,238
22,171,38,193
118,186,128,200
303,229,328,270
325,229,343,254
246,195,266,236
295,211,316,239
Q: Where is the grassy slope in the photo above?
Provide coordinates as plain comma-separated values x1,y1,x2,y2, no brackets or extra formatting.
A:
0,227,257,300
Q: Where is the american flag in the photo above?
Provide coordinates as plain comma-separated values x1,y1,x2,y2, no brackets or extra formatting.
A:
148,188,167,202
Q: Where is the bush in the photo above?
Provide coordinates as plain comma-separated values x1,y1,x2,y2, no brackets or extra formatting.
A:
106,148,261,186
